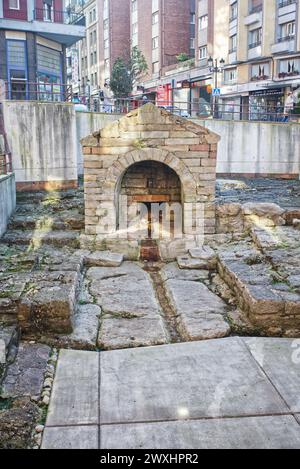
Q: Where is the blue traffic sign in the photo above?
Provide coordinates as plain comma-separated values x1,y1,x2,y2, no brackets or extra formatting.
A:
212,88,221,96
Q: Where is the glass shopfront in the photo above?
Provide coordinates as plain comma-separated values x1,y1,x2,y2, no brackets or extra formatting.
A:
249,88,284,121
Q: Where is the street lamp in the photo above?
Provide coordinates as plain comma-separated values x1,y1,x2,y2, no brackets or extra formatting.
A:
208,57,225,118
86,78,91,110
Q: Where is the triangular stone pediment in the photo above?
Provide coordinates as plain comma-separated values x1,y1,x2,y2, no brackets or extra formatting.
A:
81,103,220,146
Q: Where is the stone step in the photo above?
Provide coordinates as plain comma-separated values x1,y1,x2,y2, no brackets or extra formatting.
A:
8,213,84,231
1,230,80,249
217,244,300,336
16,189,83,205
0,325,20,366
177,248,216,270
85,251,124,268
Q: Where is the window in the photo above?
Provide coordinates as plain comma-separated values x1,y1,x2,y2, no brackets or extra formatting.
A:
152,12,159,25
104,38,109,50
190,38,195,50
229,34,237,52
152,36,159,50
190,13,195,24
89,11,92,23
249,28,262,48
132,0,137,12
278,58,300,76
199,15,208,30
95,72,97,86
198,46,207,60
251,62,270,80
90,53,94,65
279,22,295,41
224,68,237,84
152,61,159,74
230,2,238,21
43,3,53,22
8,0,20,9
92,9,96,21
90,32,93,44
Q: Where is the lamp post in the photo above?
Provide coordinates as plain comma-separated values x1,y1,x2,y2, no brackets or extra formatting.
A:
86,78,91,111
208,56,225,118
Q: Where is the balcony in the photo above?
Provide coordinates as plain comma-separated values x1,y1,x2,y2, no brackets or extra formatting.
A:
244,6,263,26
0,8,85,47
271,35,296,54
33,8,85,26
248,41,262,59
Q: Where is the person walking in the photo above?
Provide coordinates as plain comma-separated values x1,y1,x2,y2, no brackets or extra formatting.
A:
103,83,114,113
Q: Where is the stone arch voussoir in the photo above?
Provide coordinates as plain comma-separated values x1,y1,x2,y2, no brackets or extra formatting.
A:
104,148,198,199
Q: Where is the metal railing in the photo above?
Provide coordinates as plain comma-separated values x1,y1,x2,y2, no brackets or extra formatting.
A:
0,104,12,176
74,96,300,123
33,8,83,24
3,81,73,103
2,82,299,123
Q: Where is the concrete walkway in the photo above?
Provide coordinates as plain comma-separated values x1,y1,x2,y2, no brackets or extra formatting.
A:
41,337,300,449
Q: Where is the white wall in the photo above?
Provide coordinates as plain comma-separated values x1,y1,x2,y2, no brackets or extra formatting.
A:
0,173,16,237
3,101,78,186
193,119,300,177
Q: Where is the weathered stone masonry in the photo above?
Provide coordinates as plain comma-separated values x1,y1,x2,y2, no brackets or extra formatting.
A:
80,104,220,259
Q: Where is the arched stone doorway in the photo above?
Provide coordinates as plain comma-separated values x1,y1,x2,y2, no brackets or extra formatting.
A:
119,160,182,240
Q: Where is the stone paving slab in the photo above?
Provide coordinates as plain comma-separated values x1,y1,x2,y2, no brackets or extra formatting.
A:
43,338,300,449
164,279,230,340
1,343,50,399
243,338,300,413
101,415,300,449
100,338,288,424
42,426,98,450
46,350,99,427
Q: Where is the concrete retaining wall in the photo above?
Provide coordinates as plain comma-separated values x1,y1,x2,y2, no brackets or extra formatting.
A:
193,119,300,178
2,101,78,191
0,173,16,237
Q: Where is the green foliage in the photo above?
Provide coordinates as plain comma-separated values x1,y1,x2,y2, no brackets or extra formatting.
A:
110,47,148,98
110,58,132,98
176,53,190,63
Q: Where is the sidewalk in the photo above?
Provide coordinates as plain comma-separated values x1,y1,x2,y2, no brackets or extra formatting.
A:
42,337,300,449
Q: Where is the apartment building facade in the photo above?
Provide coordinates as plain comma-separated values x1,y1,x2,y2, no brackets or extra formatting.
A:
137,0,299,118
220,0,300,118
75,0,130,99
131,0,196,104
0,0,85,100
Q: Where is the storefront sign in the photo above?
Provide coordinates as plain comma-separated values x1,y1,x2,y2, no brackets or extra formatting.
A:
251,88,283,97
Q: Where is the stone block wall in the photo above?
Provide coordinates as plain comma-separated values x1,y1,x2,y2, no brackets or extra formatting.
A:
81,104,220,259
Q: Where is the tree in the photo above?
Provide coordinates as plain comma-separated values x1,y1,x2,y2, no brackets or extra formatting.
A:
110,47,148,98
110,58,132,98
130,46,148,87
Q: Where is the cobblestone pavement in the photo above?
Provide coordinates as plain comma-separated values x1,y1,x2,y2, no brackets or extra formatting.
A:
216,178,300,208
42,338,300,449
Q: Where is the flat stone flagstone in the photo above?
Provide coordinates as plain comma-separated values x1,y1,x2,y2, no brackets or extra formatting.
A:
42,426,99,450
101,415,300,450
46,350,99,427
244,338,300,413
87,262,168,350
164,279,231,340
42,338,300,449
